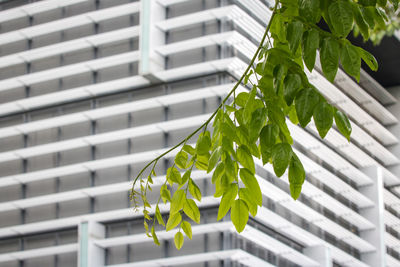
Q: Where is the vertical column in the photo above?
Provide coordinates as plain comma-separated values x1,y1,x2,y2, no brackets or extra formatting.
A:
78,221,105,267
303,245,332,267
139,0,164,82
387,86,400,178
359,166,385,267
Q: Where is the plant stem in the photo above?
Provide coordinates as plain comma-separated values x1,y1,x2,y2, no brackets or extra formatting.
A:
132,0,280,188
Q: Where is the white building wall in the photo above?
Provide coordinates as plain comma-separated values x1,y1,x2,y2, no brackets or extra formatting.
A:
0,0,399,267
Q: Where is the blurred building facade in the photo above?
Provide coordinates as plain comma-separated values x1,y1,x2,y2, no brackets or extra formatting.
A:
0,0,400,267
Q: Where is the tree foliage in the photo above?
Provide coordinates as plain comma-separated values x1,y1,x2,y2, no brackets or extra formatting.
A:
131,0,399,249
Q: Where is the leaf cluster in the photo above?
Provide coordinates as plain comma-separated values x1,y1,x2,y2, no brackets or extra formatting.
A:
131,0,394,250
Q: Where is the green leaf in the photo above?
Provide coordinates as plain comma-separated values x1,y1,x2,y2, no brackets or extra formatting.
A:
373,7,386,28
174,232,184,250
235,92,249,107
181,221,192,240
161,184,171,203
299,0,320,23
334,109,352,141
352,3,370,41
283,73,301,105
248,108,268,142
239,188,258,217
302,29,319,72
183,199,200,223
260,124,279,164
270,13,287,42
286,20,303,54
377,0,387,7
313,102,333,138
288,153,305,200
167,167,182,185
175,151,188,169
208,147,222,173
320,37,340,82
295,88,320,127
361,6,376,29
170,189,186,215
243,86,257,123
357,47,378,71
188,179,202,201
237,145,255,174
183,144,195,155
340,43,361,82
231,199,249,233
239,168,262,206
267,104,293,144
271,143,292,177
166,212,182,231
359,0,377,6
181,170,191,186
212,162,225,184
217,184,238,220
196,132,211,155
328,0,353,37
224,155,237,182
195,154,209,171
155,205,165,226
151,226,160,246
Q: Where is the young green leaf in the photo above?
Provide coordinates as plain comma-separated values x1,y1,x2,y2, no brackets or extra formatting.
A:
352,3,370,41
224,155,237,183
271,143,292,177
288,153,305,200
181,221,192,240
237,145,255,174
196,132,211,155
295,88,320,127
270,13,287,42
175,151,188,169
283,73,301,105
373,7,386,28
161,185,171,203
166,212,182,231
167,167,182,185
151,226,160,246
217,184,238,220
260,124,279,165
340,43,361,82
313,102,334,138
231,199,249,233
299,0,320,23
155,205,165,226
248,108,268,142
286,20,303,54
328,0,354,37
239,168,262,206
174,232,184,250
268,104,293,144
170,189,186,215
212,162,225,184
320,37,340,82
239,188,258,217
183,144,195,156
334,109,352,141
377,0,387,7
181,170,191,186
183,199,200,223
359,0,377,6
357,47,378,71
207,147,222,173
188,179,202,201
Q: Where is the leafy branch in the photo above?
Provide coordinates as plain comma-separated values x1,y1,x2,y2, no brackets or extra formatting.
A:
131,0,398,250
